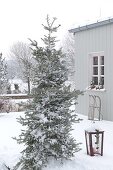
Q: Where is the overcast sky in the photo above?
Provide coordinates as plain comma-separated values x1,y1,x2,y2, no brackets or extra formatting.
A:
1,0,113,58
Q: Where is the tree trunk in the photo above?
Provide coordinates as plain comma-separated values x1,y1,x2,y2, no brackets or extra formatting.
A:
28,76,30,94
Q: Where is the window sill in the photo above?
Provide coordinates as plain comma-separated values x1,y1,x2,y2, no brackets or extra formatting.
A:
86,87,106,92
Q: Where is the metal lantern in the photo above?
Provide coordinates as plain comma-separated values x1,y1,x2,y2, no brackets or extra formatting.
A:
85,129,104,156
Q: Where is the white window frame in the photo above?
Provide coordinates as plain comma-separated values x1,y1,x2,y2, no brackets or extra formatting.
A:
88,52,104,89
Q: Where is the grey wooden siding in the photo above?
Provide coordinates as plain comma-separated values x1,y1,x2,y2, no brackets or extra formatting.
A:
74,23,113,121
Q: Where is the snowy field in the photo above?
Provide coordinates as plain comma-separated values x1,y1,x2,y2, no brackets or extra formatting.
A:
0,111,113,170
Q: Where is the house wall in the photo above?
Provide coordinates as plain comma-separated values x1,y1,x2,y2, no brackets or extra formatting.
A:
73,23,113,121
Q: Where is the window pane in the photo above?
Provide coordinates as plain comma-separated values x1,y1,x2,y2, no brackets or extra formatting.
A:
93,56,98,65
101,66,104,75
93,77,98,85
93,67,98,75
100,56,104,65
100,77,104,85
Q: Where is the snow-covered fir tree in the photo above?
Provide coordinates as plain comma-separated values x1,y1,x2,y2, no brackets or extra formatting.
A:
14,15,81,170
0,53,8,94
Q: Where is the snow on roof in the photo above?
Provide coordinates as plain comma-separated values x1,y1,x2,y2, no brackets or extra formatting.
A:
9,77,23,84
69,18,113,34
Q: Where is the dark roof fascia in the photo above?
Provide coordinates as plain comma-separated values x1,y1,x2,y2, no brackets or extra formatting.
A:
69,18,113,34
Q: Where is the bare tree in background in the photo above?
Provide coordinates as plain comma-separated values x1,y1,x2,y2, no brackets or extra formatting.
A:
10,42,34,94
0,53,9,94
62,32,76,89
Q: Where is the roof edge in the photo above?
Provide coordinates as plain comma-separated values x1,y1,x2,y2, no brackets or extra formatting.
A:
69,18,113,33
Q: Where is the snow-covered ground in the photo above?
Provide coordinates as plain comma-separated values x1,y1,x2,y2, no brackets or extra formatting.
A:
0,111,113,170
